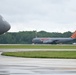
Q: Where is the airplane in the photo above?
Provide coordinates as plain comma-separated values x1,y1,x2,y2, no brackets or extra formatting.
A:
0,15,11,34
32,31,76,44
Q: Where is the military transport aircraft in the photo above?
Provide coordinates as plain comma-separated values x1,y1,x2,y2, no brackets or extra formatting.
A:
0,15,11,34
32,31,76,44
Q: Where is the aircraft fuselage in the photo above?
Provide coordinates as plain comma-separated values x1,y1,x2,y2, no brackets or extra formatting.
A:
32,38,75,44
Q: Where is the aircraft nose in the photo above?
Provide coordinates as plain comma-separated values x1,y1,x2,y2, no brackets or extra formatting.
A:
0,15,11,34
4,21,11,32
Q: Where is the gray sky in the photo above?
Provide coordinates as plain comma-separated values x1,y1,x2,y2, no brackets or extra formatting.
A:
0,0,76,32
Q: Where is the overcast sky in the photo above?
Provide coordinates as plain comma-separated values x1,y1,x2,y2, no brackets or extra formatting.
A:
0,0,76,32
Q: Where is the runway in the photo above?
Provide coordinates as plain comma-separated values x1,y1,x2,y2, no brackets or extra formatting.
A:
0,49,76,75
0,49,76,52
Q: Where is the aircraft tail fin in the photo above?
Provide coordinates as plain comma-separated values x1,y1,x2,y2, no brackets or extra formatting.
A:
71,31,76,39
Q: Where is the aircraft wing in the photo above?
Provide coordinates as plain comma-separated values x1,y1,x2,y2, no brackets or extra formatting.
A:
43,40,58,44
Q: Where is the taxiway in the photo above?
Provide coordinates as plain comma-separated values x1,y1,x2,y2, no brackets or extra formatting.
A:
0,49,76,75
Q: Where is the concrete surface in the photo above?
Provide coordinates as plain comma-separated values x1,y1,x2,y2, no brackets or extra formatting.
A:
0,49,76,75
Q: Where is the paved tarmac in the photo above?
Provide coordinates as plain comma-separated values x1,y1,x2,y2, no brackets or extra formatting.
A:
0,49,76,75
0,49,76,52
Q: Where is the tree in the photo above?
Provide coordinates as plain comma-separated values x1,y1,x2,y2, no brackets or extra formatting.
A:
0,31,73,44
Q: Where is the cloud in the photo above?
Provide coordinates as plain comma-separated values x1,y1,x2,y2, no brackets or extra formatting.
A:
0,0,76,32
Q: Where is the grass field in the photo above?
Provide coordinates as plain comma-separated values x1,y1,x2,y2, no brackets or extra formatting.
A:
2,51,76,59
1,44,76,59
0,44,76,49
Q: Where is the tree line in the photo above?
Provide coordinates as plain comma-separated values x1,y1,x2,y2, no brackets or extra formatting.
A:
0,31,73,44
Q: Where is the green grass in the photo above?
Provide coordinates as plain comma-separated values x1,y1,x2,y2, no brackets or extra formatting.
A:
2,51,76,59
1,44,76,59
0,44,76,49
